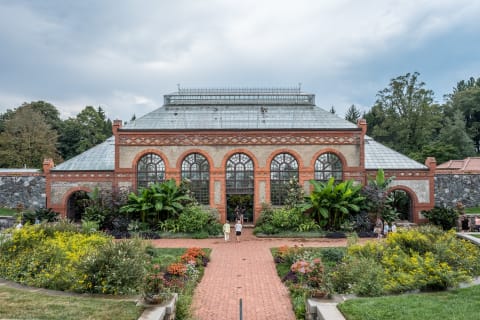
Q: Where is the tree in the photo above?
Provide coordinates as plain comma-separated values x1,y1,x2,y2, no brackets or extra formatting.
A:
0,108,61,168
438,110,475,158
409,110,475,163
58,106,112,160
446,77,480,152
365,72,443,157
75,106,111,153
345,104,361,123
18,101,62,132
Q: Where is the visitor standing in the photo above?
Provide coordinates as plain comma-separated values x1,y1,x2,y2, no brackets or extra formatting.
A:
235,220,242,242
383,222,390,237
223,220,231,242
373,217,383,238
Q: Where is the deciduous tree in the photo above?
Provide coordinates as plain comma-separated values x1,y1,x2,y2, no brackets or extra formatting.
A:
0,108,61,168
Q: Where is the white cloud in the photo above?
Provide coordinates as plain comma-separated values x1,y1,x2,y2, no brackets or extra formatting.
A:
0,0,479,120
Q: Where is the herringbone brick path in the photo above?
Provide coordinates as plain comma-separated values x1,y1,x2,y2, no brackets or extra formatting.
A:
150,228,352,320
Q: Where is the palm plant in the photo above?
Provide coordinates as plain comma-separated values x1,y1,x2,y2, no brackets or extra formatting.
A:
362,168,398,223
305,177,365,230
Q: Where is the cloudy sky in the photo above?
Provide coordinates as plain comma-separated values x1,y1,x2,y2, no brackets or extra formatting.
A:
0,0,479,121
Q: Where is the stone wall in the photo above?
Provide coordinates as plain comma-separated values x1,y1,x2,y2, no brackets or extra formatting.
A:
0,173,46,210
434,174,480,208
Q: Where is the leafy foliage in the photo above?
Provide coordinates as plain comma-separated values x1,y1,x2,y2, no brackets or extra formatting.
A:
365,72,442,159
331,226,480,296
362,169,398,224
422,206,459,230
344,104,361,123
121,179,193,227
77,238,147,294
0,107,61,167
22,208,59,224
305,177,364,230
80,187,130,230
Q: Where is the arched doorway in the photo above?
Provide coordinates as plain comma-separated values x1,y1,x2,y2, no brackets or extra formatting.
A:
66,191,89,222
226,153,254,223
389,189,413,222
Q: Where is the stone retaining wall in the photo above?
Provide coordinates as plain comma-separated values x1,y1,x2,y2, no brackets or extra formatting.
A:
0,172,46,211
434,174,480,208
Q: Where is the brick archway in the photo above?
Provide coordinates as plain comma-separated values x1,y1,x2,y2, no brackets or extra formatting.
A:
387,186,419,223
62,187,92,222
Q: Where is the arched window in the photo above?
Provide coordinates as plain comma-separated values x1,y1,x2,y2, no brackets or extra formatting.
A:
226,153,254,194
137,153,165,189
182,153,210,205
314,153,342,182
270,153,298,205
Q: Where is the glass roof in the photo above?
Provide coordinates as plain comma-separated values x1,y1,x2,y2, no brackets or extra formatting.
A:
124,88,357,130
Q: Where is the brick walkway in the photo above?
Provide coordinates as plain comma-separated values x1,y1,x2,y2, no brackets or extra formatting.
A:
150,228,353,320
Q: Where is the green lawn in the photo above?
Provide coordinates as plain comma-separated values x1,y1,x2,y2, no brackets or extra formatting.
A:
465,207,480,214
0,285,143,320
338,285,480,320
0,208,16,216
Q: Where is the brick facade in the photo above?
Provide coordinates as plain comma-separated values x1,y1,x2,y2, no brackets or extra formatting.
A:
45,121,436,223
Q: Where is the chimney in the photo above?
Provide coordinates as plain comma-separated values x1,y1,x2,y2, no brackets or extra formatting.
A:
425,157,436,172
112,119,122,134
42,158,55,173
357,118,367,135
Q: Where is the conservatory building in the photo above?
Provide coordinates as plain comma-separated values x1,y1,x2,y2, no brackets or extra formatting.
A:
44,87,436,223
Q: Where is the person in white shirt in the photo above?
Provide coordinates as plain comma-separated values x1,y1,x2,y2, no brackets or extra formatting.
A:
234,220,242,242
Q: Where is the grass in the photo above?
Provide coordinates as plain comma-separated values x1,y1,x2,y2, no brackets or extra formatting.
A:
464,207,480,214
0,285,143,320
338,285,480,320
0,208,16,216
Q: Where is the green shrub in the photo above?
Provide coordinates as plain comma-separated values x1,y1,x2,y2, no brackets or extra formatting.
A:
255,203,275,225
177,206,211,233
254,223,279,235
271,207,302,230
320,248,345,265
76,238,147,294
296,218,320,232
422,207,459,230
81,220,100,234
335,227,480,296
331,256,386,296
192,231,209,239
23,208,59,224
0,225,110,291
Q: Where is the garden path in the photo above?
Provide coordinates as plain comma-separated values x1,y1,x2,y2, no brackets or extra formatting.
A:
150,228,360,320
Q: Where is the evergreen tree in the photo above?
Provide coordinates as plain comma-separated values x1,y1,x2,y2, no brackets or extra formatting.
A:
345,104,361,123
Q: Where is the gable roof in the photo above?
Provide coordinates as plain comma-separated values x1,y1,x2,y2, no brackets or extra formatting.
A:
52,136,115,171
364,136,427,170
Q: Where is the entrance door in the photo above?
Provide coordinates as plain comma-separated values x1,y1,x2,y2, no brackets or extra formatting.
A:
67,191,89,222
390,189,413,222
226,153,254,223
